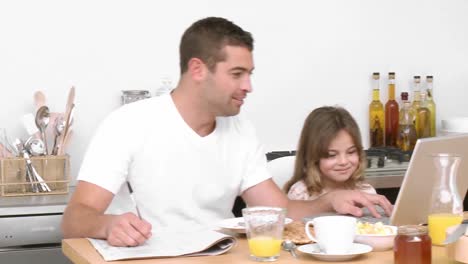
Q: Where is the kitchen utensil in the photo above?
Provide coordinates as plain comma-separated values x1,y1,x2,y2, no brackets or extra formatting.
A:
57,129,72,156
57,104,74,155
444,220,468,244
24,137,46,156
33,90,46,110
15,138,51,192
64,106,74,133
282,240,298,258
57,87,75,154
35,106,50,155
67,86,75,108
52,115,66,155
27,163,51,192
14,139,39,193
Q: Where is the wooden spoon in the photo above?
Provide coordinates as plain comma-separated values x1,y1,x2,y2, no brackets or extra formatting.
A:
58,129,73,156
34,91,47,110
57,87,75,155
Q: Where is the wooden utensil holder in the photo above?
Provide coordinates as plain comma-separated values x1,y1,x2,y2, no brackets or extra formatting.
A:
0,155,70,196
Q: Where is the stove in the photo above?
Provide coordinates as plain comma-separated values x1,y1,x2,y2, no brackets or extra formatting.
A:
365,147,411,177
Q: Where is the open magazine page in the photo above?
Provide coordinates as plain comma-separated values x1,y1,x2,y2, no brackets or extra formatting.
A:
88,229,237,261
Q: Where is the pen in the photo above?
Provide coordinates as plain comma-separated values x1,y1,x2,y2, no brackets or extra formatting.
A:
126,181,142,219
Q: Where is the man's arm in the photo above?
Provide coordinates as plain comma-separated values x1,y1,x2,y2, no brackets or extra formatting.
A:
61,180,152,246
241,179,393,220
241,179,332,219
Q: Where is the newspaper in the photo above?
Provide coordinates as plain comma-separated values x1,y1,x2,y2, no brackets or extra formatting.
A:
88,229,237,261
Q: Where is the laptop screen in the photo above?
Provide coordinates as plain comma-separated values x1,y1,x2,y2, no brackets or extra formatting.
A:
390,134,468,226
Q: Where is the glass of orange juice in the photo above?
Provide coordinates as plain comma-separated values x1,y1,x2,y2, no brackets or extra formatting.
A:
242,206,286,262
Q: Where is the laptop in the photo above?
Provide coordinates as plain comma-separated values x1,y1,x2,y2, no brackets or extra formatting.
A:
304,134,468,226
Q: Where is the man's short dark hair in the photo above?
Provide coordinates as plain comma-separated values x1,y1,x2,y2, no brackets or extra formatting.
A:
179,17,254,73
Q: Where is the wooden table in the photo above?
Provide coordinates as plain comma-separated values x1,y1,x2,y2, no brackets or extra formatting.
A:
62,237,457,264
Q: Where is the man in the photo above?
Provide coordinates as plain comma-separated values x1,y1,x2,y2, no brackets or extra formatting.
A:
62,17,392,247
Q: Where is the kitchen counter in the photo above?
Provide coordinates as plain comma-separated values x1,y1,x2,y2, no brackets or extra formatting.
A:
0,188,73,215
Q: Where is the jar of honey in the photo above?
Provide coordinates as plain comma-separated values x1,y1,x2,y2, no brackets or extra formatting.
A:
394,225,431,264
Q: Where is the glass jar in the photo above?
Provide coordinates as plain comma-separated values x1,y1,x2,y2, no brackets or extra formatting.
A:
154,76,173,96
121,90,151,105
428,153,463,245
394,225,431,264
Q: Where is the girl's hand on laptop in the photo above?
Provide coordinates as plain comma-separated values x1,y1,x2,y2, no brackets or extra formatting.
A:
326,190,394,218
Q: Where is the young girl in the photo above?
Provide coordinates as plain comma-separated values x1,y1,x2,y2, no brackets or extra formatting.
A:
284,106,376,200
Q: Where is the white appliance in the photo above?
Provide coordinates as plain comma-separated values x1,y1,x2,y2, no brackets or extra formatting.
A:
0,189,73,264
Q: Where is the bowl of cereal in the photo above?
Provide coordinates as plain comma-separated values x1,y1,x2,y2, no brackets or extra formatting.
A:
354,221,397,251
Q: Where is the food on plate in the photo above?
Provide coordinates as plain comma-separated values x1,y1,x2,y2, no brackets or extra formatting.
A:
356,221,394,235
283,221,313,245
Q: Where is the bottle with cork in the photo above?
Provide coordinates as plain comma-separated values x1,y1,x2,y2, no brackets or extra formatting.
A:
369,72,384,147
397,92,417,152
415,92,432,138
425,76,436,136
385,72,399,147
411,76,422,139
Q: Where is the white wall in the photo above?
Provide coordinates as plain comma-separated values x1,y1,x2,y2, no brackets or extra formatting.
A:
1,0,468,184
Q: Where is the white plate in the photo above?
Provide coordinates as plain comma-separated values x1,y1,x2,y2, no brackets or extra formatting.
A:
217,217,293,234
297,243,372,261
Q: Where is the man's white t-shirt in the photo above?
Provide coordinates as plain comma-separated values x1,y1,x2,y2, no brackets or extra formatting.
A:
78,94,271,229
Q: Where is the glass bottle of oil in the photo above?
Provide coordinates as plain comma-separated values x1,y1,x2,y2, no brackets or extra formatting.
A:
412,76,422,138
369,72,384,147
385,72,399,147
412,76,422,110
426,76,437,137
397,92,417,152
416,92,432,138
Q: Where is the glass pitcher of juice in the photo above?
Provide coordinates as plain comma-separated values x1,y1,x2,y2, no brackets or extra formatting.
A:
428,153,463,245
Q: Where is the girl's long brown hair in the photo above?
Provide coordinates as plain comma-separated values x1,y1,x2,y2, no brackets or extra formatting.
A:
284,106,367,195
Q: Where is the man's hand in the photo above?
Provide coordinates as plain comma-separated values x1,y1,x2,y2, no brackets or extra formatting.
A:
324,190,393,218
106,213,152,247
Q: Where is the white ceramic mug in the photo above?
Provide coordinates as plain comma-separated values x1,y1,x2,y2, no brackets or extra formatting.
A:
305,215,357,254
